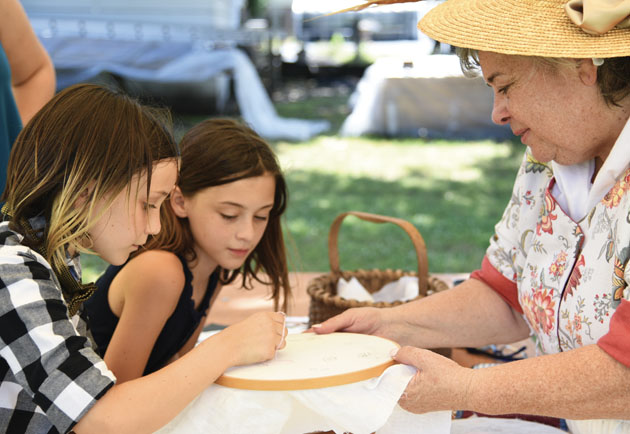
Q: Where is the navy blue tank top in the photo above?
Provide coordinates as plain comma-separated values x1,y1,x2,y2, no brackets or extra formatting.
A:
86,255,218,375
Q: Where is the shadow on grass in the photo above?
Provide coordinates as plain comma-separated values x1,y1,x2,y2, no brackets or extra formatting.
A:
284,144,523,274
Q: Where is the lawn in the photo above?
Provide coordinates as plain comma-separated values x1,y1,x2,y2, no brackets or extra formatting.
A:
81,82,524,282
276,136,522,274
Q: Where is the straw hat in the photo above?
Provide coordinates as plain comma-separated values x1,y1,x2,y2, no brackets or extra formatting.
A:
417,0,630,58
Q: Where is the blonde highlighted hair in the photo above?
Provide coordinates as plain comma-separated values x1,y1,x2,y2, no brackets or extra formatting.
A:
3,83,179,277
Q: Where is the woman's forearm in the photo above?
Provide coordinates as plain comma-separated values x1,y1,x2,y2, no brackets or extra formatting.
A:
386,278,530,349
467,344,630,419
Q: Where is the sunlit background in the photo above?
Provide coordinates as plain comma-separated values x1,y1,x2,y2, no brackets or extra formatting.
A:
19,0,521,281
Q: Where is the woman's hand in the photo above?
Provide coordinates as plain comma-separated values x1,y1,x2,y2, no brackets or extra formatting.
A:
394,346,473,414
311,307,389,336
220,311,287,367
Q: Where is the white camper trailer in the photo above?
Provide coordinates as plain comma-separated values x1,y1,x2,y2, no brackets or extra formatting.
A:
21,0,329,141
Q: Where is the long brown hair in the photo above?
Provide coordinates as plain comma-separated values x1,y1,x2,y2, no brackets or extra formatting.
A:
143,118,291,310
2,83,179,276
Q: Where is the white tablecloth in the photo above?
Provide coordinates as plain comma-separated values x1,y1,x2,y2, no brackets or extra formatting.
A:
341,54,512,140
156,364,452,434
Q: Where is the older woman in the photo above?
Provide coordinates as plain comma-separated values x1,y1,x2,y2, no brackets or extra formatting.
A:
315,0,630,431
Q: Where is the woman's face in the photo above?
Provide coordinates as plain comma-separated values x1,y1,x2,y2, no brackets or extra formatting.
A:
478,51,616,166
172,173,276,272
89,159,178,265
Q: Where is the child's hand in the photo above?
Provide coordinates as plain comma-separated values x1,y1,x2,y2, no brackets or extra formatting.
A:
221,311,287,367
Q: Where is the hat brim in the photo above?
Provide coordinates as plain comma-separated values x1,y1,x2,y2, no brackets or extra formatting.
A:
418,0,630,58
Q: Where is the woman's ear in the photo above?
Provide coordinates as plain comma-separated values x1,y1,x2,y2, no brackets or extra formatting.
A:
577,59,598,86
170,186,188,218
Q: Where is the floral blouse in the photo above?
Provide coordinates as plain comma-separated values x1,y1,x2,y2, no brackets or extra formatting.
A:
472,151,630,365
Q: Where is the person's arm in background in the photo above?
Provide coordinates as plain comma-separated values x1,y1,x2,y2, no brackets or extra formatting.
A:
1,0,55,125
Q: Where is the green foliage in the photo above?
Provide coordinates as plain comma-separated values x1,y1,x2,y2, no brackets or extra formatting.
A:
246,0,268,18
81,254,108,284
276,94,351,135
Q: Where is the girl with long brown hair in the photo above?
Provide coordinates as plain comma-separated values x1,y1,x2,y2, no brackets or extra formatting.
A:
85,117,292,382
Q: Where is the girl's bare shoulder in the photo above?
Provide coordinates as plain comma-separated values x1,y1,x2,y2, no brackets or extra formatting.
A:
116,250,187,300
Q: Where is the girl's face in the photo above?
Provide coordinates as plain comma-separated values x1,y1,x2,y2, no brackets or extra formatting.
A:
89,159,178,265
479,51,616,166
172,173,276,271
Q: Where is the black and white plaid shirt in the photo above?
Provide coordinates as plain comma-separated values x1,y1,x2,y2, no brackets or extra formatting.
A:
0,219,115,433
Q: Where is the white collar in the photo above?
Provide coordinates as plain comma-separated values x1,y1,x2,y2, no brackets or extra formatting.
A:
551,116,630,221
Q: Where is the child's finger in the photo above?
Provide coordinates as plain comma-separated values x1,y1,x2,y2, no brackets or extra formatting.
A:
276,311,286,350
277,328,288,350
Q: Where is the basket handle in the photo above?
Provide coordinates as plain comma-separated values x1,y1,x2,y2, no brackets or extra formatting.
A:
328,211,429,297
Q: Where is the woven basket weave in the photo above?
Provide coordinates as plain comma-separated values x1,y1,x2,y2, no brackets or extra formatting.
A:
307,211,449,326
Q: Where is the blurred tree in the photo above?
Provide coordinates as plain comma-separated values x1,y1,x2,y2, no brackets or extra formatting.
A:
246,0,269,18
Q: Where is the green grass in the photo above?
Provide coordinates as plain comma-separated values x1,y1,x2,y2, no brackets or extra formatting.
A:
81,254,109,283
81,88,523,282
277,136,522,274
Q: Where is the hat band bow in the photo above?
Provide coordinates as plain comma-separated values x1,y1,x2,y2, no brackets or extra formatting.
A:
565,0,630,35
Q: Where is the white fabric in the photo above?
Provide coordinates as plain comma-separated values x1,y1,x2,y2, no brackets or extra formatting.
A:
375,276,420,302
340,54,512,139
156,364,452,434
337,276,374,302
338,276,420,303
550,159,595,221
566,418,630,434
228,48,330,141
451,416,567,433
551,116,630,221
377,404,451,434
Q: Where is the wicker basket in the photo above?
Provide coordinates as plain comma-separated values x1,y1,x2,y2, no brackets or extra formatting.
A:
307,211,449,326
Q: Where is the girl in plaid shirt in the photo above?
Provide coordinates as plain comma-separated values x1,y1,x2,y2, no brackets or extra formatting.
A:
0,84,287,433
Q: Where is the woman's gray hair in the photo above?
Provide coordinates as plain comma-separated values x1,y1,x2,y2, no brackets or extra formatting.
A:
456,47,630,107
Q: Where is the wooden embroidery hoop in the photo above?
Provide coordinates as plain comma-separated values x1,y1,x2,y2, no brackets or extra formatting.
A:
215,332,399,391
